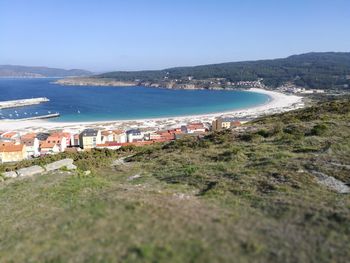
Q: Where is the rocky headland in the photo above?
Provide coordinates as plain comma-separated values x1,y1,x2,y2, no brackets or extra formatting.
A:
54,77,263,90
54,77,137,87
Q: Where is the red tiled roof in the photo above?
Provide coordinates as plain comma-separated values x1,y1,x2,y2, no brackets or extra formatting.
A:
0,142,14,147
40,141,57,149
102,130,125,136
1,132,18,139
45,135,63,145
21,133,37,139
21,138,35,147
156,131,170,136
112,130,125,135
101,131,111,136
51,132,70,136
0,143,24,152
187,123,204,130
232,121,241,126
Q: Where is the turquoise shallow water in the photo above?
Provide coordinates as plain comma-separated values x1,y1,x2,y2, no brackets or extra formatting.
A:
0,78,270,122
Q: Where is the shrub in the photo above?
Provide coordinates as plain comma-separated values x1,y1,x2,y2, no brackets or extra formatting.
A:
283,124,306,137
257,129,270,138
183,164,197,176
240,133,261,142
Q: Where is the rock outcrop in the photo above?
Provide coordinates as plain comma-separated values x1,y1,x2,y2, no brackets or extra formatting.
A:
17,165,45,177
2,158,77,181
3,171,18,178
44,158,75,172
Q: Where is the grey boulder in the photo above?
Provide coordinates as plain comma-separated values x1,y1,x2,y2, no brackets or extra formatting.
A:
44,158,74,172
3,171,18,178
17,165,45,177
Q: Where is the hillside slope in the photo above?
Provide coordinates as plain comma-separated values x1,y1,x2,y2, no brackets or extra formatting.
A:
97,52,350,89
0,98,349,262
0,65,92,77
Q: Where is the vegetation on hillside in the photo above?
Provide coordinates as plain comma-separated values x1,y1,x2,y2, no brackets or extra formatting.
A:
98,52,350,89
0,65,92,77
0,98,349,262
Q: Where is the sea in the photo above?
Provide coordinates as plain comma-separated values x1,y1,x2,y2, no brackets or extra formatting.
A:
0,78,269,122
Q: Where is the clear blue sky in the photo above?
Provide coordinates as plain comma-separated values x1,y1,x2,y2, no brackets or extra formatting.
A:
1,0,349,72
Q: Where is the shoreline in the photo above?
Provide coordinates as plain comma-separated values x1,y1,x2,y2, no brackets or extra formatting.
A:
0,88,304,132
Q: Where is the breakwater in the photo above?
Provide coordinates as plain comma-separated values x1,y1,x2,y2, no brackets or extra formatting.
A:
0,97,49,109
11,113,60,121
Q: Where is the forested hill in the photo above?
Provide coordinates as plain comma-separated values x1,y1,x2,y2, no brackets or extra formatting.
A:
98,52,350,89
0,65,92,78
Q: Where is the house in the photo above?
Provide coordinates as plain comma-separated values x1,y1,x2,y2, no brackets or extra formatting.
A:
145,131,172,142
113,130,127,143
38,133,67,154
71,134,80,147
1,131,19,140
101,131,113,142
212,118,241,131
45,135,67,152
126,129,144,143
21,138,40,157
146,132,162,141
157,130,176,141
79,129,102,149
167,128,183,134
0,143,27,163
102,130,127,143
145,127,183,142
182,123,206,134
96,142,122,150
50,132,72,147
40,141,60,155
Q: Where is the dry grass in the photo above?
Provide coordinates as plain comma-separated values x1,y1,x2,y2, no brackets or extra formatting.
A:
0,98,349,262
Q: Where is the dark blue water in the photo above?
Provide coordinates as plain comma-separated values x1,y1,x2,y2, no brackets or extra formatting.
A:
0,78,269,122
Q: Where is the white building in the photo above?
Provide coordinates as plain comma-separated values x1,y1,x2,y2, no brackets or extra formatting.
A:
21,138,40,157
102,130,127,143
126,129,144,142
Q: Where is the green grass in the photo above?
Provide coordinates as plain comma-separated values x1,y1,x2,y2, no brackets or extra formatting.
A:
0,98,349,262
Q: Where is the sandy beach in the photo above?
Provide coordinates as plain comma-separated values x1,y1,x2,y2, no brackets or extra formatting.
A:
0,88,304,133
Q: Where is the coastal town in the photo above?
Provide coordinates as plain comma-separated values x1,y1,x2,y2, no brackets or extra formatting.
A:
2,0,350,260
0,87,306,164
0,117,241,164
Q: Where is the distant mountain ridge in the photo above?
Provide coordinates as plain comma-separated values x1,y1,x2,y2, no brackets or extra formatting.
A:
0,65,92,77
96,52,350,89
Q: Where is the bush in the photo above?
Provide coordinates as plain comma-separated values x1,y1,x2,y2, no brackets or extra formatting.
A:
257,129,270,138
310,123,328,136
240,133,257,142
283,124,305,137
